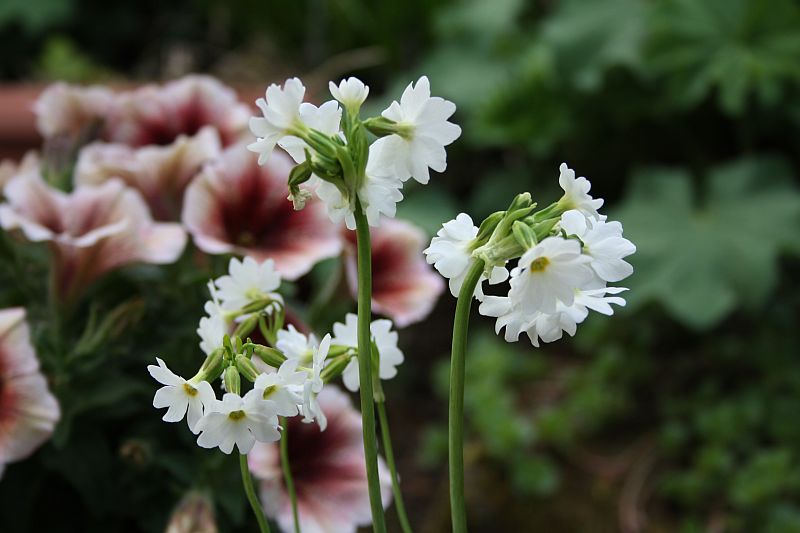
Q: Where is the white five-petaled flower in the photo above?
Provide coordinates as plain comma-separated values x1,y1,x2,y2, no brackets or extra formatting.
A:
424,213,509,299
314,140,404,230
329,77,370,109
300,334,331,430
376,75,461,185
275,325,317,360
253,359,306,418
559,210,636,283
278,100,342,166
508,236,594,315
148,358,216,433
331,313,404,392
195,390,281,454
213,257,283,314
197,299,228,356
248,78,306,164
557,163,604,220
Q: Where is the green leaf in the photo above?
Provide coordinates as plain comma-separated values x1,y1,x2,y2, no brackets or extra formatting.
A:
614,156,800,329
647,0,800,114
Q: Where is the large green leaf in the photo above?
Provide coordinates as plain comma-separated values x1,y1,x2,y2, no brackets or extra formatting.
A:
614,157,800,329
647,0,800,114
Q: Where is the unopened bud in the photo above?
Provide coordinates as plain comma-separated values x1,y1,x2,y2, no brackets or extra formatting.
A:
512,221,536,250
475,211,505,243
235,355,260,383
253,345,286,368
223,366,240,395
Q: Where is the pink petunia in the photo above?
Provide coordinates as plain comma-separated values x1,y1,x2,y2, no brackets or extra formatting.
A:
248,386,392,533
182,144,342,281
74,127,222,220
344,218,444,327
33,83,114,139
0,308,60,478
104,75,250,147
0,171,186,303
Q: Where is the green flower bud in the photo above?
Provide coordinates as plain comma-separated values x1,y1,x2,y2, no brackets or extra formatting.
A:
235,355,260,383
475,211,505,244
320,354,352,384
252,345,286,368
223,366,240,395
192,349,224,383
512,220,537,250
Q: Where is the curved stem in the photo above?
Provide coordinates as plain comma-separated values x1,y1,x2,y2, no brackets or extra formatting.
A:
448,259,485,533
354,200,388,533
280,418,301,533
240,453,271,533
376,400,413,533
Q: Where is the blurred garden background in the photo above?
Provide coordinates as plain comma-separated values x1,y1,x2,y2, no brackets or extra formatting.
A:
1,0,800,531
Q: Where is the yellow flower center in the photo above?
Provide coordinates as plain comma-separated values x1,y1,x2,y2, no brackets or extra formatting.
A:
183,383,198,396
529,257,550,273
228,410,246,421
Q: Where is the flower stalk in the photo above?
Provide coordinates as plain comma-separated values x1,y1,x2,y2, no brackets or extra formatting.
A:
376,400,413,533
240,453,272,533
279,418,301,533
354,199,388,533
448,259,485,533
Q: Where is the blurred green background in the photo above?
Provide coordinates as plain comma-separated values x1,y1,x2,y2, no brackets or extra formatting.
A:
2,0,800,531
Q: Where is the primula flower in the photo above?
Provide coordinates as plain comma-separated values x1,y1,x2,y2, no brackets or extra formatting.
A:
0,173,186,303
74,127,222,220
331,314,403,393
195,390,280,454
253,359,306,417
213,257,283,314
105,75,249,147
33,82,113,139
197,303,228,356
424,213,509,299
0,308,60,478
559,210,636,283
148,358,216,433
375,75,461,184
249,386,392,533
278,101,342,166
556,163,604,220
344,218,443,326
182,144,342,280
274,327,331,428
314,141,404,230
248,78,307,164
276,325,318,360
507,236,594,315
329,78,369,109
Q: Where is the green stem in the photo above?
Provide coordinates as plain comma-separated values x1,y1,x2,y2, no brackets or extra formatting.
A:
280,418,301,533
240,453,271,533
354,200,388,533
376,400,413,533
448,259,485,533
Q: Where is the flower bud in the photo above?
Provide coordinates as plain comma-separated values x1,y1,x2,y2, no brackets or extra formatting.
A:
235,355,260,383
253,345,286,368
512,220,536,250
223,366,241,395
193,349,224,383
320,354,352,383
233,313,260,339
475,211,505,243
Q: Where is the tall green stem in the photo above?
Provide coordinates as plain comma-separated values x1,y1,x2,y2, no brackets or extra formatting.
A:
353,200,388,533
449,259,485,533
280,418,301,533
240,453,271,533
377,400,413,533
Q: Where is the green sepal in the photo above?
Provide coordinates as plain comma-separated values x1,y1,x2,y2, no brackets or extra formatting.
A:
223,366,241,395
512,220,537,250
235,355,260,383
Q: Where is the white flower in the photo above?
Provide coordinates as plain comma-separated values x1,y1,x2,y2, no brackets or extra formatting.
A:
508,236,594,315
214,257,283,313
196,390,280,454
376,76,461,185
253,359,306,418
275,325,317,360
315,140,404,230
424,213,509,299
300,334,331,429
197,301,228,356
331,313,404,392
559,210,636,283
278,100,342,165
248,78,306,164
557,163,604,219
480,286,627,347
329,77,370,109
148,358,216,433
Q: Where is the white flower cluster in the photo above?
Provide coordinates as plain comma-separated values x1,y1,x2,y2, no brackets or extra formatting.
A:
149,257,405,454
248,76,461,230
427,163,636,347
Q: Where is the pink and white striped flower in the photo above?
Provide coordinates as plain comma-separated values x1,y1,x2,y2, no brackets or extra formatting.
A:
75,127,222,220
249,386,392,533
34,82,114,139
182,144,342,281
0,172,186,303
344,218,443,327
0,308,60,478
105,75,249,147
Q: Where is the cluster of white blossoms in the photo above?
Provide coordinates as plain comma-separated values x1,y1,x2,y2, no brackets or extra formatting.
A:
248,76,461,229
148,257,405,453
426,163,636,347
